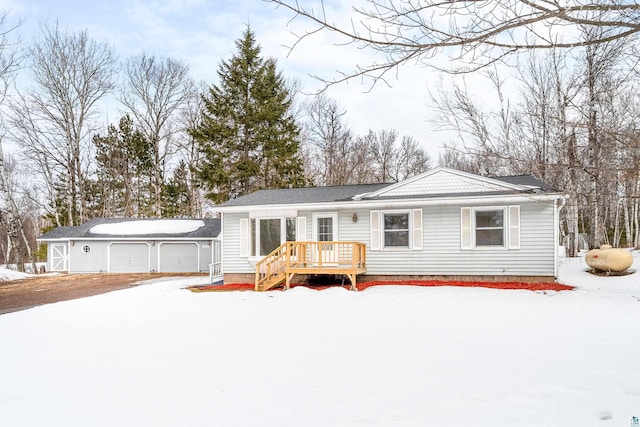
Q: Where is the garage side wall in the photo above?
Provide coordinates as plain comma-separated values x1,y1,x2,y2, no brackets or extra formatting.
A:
68,240,213,273
68,241,110,273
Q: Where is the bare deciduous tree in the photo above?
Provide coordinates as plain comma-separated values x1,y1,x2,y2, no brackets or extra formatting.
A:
175,82,208,217
120,54,194,217
364,129,432,182
392,135,432,181
303,94,355,185
303,94,432,185
10,22,117,226
0,11,26,267
434,29,640,252
270,0,640,85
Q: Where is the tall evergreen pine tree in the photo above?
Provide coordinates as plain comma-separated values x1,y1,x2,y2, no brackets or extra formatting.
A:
89,115,154,217
192,27,305,203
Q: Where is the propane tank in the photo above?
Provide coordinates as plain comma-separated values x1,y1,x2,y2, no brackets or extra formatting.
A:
585,244,633,272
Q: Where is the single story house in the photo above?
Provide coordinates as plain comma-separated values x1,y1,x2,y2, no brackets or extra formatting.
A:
214,167,566,290
38,218,221,276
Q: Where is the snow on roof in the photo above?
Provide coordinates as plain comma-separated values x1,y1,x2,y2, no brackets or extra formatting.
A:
89,220,205,236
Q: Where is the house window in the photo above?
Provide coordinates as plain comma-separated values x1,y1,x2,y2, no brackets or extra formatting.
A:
250,217,298,257
82,245,91,254
383,212,410,248
259,218,281,256
286,218,297,242
461,206,520,250
474,209,505,247
250,219,256,257
370,209,422,251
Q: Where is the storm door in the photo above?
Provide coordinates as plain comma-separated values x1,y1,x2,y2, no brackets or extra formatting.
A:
313,213,338,265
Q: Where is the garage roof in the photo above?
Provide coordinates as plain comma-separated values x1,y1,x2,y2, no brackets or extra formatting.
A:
38,218,221,241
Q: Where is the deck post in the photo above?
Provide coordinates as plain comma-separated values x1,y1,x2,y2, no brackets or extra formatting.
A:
348,272,357,291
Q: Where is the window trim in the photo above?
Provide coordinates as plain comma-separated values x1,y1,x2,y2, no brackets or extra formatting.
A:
460,205,521,251
471,206,509,251
246,215,299,259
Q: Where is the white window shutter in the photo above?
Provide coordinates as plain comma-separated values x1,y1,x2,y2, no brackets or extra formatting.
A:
508,205,520,249
296,216,307,241
460,207,472,250
239,218,249,257
412,209,423,250
370,210,381,250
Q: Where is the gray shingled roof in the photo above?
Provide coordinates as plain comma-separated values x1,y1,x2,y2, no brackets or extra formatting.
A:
217,183,389,207
217,173,558,208
38,218,220,240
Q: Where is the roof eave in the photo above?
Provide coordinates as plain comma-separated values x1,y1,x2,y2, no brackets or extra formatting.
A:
38,235,219,242
214,192,567,213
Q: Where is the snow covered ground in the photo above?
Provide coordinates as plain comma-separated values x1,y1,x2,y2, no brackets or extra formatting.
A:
1,253,639,427
0,268,31,281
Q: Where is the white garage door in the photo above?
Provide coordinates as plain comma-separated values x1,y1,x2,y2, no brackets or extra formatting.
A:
109,243,150,273
159,243,199,273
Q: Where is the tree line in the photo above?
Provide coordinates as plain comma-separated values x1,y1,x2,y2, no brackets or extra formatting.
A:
271,0,640,255
0,20,431,268
432,29,640,255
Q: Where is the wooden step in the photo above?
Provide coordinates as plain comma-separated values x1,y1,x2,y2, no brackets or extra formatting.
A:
256,272,286,291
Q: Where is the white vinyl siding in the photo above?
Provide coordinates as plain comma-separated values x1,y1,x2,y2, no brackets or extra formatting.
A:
223,202,554,278
365,202,554,277
239,218,249,257
223,213,257,274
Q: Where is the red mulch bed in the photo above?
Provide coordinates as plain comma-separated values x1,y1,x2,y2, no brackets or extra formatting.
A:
189,280,573,293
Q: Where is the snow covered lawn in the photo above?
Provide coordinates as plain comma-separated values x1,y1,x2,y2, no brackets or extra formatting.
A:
1,254,640,426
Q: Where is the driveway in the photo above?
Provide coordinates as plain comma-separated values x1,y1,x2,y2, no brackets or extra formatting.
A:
0,273,206,315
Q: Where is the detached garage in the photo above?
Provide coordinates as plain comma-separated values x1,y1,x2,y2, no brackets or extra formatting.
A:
38,218,221,275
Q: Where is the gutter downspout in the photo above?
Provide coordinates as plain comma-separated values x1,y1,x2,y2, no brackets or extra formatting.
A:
554,196,568,280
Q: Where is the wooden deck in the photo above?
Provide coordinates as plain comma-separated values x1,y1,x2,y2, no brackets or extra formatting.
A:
254,241,366,291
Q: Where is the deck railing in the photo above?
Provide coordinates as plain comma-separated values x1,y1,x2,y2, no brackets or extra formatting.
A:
255,241,366,291
209,261,223,283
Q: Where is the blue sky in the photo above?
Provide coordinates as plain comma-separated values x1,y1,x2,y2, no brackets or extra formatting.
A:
2,0,456,158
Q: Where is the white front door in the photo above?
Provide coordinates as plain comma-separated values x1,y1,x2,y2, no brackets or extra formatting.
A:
313,213,338,264
50,243,68,272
